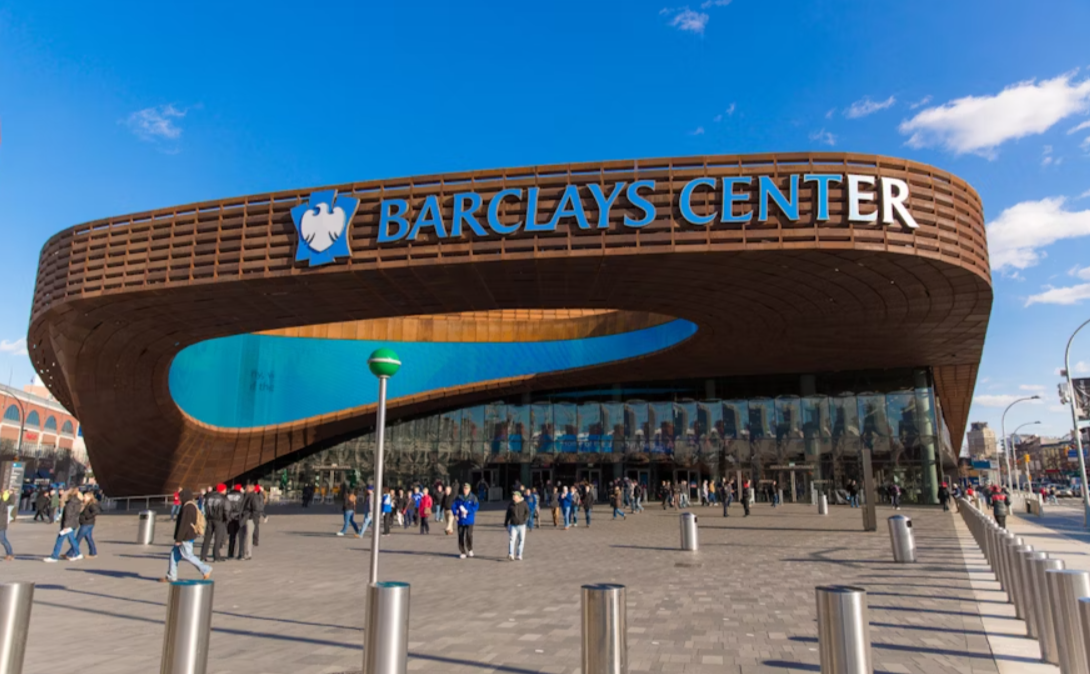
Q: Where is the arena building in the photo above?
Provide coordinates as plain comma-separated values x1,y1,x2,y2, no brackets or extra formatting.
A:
28,152,992,502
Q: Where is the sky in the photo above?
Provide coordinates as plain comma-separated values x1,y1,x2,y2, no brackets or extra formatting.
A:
1,0,1089,448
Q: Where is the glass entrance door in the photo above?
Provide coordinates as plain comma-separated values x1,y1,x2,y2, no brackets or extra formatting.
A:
531,468,552,490
626,468,650,487
581,468,602,501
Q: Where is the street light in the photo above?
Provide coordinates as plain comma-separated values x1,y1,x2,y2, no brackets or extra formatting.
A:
1063,317,1090,528
1001,395,1039,494
366,347,401,585
1011,421,1041,489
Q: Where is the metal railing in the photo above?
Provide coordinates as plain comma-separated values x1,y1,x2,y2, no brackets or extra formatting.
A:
101,494,174,512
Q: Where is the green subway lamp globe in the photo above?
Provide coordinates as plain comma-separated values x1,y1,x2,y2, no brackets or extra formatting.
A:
367,348,402,378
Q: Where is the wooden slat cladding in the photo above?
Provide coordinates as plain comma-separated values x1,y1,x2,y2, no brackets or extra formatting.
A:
27,153,992,495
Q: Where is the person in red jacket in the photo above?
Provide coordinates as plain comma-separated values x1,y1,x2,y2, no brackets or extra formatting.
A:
170,489,181,521
419,488,433,535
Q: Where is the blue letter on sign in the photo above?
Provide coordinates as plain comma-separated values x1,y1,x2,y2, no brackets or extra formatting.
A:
758,175,800,221
378,199,410,243
679,178,717,226
452,192,488,237
624,181,656,228
525,187,551,232
547,185,591,230
721,177,752,223
587,182,626,229
802,174,841,221
488,189,523,235
407,194,447,241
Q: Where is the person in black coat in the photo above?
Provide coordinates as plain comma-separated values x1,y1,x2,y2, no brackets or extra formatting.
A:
75,491,101,557
34,489,50,522
200,484,229,562
44,488,82,562
225,485,245,559
161,488,212,582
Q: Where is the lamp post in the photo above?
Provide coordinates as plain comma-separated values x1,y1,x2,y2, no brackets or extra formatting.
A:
1011,421,1041,490
366,348,401,586
1063,317,1090,528
1001,395,1039,494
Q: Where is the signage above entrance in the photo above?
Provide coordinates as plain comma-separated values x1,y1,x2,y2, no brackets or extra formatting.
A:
375,173,919,245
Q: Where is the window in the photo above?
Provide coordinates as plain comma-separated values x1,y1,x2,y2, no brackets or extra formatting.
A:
25,411,40,428
2,405,18,423
44,416,57,432
61,420,74,436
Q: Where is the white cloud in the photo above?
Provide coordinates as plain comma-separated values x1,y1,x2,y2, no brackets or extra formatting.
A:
1068,265,1090,280
662,7,709,34
974,394,1044,408
844,95,896,119
700,0,731,7
125,104,186,142
713,114,722,122
690,126,705,136
1069,119,1090,134
809,129,836,146
987,197,1090,271
1026,283,1090,306
1042,145,1055,166
899,72,1090,157
726,102,736,116
0,338,28,356
825,108,835,120
909,95,933,110
1080,188,1090,199
1078,361,1090,374
1020,384,1046,391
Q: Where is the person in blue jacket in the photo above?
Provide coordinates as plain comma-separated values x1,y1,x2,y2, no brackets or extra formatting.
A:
560,485,574,530
524,486,539,529
452,483,479,559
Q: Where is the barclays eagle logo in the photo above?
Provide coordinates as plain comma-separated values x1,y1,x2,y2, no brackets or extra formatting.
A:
291,190,360,267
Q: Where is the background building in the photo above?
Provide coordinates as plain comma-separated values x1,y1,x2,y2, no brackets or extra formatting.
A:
967,422,998,459
0,381,86,484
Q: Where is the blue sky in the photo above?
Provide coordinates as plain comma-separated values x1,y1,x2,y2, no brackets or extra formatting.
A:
1,0,1089,447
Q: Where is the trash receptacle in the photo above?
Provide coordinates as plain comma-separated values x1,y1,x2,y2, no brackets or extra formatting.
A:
818,494,828,516
138,510,156,545
887,515,915,563
680,512,698,551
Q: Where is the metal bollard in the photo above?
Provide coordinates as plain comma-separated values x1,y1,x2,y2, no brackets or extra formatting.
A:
818,494,828,516
680,513,698,552
1020,550,1047,639
1046,568,1090,674
582,583,626,674
816,586,871,674
138,510,156,545
887,515,915,563
1033,556,1065,665
161,579,214,674
0,582,34,674
363,582,410,674
1079,598,1090,674
1009,545,1033,621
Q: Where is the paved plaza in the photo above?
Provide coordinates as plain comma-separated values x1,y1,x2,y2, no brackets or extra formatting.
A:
0,500,1036,673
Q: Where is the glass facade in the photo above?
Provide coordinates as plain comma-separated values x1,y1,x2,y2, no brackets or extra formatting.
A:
258,374,954,506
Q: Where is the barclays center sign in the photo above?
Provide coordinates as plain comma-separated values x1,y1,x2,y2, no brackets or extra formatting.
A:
292,173,920,267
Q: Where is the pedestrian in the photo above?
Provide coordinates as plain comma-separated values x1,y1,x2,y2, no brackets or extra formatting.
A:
200,484,229,563
161,488,212,582
742,480,751,517
252,485,266,545
560,486,573,530
441,486,456,535
453,483,480,558
890,482,902,510
170,489,181,521
993,493,1009,529
721,480,731,517
43,488,82,562
0,488,14,560
771,480,779,508
847,480,859,508
241,484,258,560
419,488,433,535
226,484,245,559
381,488,394,536
75,491,100,558
633,482,645,513
434,481,445,523
337,483,362,537
548,486,561,527
50,488,61,522
504,491,529,561
581,482,594,526
359,486,373,537
525,485,539,529
938,482,951,512
33,489,49,522
611,487,626,519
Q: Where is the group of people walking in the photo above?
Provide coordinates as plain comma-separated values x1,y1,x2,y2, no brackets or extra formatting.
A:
40,488,101,562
